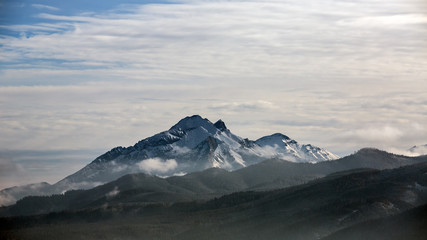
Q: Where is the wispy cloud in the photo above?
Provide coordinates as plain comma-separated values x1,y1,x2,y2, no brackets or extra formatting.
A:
32,4,60,11
106,186,120,198
209,101,278,112
340,126,403,143
0,22,73,33
337,14,427,27
1,0,425,86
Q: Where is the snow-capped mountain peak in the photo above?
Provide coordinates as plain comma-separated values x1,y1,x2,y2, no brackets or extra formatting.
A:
256,133,294,147
255,133,338,163
214,119,228,131
51,115,339,194
169,115,217,134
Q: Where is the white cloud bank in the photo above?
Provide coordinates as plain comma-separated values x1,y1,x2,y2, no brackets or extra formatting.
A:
137,158,178,174
1,0,426,86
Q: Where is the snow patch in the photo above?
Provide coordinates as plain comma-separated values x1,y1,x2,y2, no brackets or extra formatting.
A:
214,131,242,149
230,150,246,167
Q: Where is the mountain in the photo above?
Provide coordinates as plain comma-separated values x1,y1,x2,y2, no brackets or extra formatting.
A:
2,148,426,217
2,160,427,240
0,115,338,205
56,115,338,189
255,133,338,162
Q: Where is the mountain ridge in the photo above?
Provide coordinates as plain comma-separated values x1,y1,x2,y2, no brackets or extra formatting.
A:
2,148,427,217
49,116,340,191
0,115,339,206
2,159,427,239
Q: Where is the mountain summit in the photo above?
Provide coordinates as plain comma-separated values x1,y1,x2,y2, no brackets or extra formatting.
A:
214,119,227,131
0,115,339,205
55,115,338,191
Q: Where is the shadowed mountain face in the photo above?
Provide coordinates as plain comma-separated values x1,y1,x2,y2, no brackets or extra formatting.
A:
58,115,338,187
1,161,427,240
1,115,339,206
1,148,426,217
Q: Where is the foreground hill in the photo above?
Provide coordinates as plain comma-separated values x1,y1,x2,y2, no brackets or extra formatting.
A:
1,160,427,240
322,203,427,240
1,148,426,217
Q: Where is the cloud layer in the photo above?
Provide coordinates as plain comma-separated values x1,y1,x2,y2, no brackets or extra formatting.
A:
1,0,426,86
0,0,426,188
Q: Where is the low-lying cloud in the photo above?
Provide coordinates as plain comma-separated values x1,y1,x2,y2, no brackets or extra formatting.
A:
209,100,278,112
341,126,403,143
137,158,178,174
106,186,120,198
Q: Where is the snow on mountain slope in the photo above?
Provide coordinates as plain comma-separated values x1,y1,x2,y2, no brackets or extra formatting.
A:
55,115,338,190
255,133,339,163
0,115,340,204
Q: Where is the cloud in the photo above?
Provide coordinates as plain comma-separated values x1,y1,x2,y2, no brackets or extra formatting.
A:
32,4,60,11
409,145,427,156
209,100,278,112
137,158,178,174
173,172,186,177
341,126,403,143
106,186,120,198
172,146,191,155
111,162,130,173
58,181,104,194
1,0,425,87
335,122,427,156
0,22,73,33
337,14,427,27
0,192,17,206
390,144,427,157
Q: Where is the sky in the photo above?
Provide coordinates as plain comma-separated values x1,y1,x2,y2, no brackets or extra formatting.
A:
0,0,426,189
